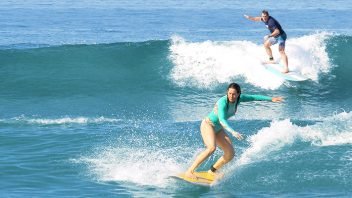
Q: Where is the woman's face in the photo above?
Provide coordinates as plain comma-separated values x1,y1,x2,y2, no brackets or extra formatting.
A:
227,88,239,103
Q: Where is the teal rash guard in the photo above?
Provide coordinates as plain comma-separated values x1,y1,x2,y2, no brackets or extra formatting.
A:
207,94,272,133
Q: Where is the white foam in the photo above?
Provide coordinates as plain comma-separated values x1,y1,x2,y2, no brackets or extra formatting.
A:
237,111,352,166
303,111,352,146
238,119,299,165
169,32,332,89
287,32,332,79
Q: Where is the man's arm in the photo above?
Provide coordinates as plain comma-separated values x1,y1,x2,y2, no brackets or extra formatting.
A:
244,14,261,22
268,28,280,37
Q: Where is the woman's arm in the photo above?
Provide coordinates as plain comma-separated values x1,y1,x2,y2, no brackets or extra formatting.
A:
217,100,244,140
240,94,284,103
240,94,273,102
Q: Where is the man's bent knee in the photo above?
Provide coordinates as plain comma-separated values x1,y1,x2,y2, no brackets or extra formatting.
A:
264,43,271,48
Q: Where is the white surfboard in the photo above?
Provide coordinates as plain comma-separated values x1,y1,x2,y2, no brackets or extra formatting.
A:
264,63,308,81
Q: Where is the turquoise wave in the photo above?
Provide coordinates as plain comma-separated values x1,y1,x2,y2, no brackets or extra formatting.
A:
0,35,351,118
1,35,351,96
0,40,172,98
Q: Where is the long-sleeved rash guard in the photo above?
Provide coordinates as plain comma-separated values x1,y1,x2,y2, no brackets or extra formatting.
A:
207,94,272,133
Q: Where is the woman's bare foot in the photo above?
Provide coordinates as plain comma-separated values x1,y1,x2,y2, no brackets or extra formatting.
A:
185,170,197,180
207,170,215,175
207,170,224,179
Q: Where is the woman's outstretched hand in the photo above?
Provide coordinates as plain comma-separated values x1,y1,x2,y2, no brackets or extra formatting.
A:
272,97,284,102
232,131,244,140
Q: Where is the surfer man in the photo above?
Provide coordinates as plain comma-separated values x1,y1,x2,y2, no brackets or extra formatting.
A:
244,10,289,73
185,83,283,179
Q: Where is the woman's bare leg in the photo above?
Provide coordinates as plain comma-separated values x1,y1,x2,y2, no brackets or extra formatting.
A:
185,120,217,179
209,130,234,172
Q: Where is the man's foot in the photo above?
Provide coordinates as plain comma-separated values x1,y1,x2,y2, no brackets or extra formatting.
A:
262,57,277,64
262,60,277,64
282,67,289,73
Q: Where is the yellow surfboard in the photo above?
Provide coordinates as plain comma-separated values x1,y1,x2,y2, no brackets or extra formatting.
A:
171,171,216,186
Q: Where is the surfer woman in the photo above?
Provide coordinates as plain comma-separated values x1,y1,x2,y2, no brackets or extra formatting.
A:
185,82,283,179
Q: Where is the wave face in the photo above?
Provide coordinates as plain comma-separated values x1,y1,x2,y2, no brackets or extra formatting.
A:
0,40,174,118
1,33,351,117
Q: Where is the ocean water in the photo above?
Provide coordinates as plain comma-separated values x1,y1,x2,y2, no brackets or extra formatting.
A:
1,1,352,197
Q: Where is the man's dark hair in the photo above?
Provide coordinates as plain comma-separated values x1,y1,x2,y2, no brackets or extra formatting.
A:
262,10,269,16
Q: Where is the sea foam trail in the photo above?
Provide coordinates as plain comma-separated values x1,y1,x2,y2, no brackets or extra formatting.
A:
0,116,120,125
78,147,185,187
169,32,331,90
78,111,352,187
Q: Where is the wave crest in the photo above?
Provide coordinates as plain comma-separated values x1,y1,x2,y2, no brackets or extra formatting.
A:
169,32,332,89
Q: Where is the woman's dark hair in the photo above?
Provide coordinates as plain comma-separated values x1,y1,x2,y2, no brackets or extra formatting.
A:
226,83,241,112
227,83,241,94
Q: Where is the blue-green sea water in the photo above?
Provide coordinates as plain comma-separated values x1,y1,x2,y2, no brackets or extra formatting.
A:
1,1,352,197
